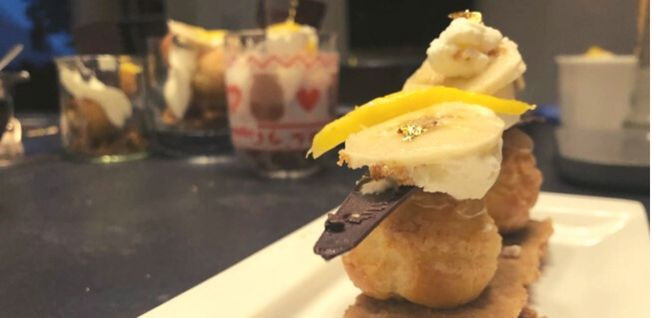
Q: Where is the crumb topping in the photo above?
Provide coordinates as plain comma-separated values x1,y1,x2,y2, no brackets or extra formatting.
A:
501,245,522,258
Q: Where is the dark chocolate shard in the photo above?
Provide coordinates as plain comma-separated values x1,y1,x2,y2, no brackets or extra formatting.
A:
313,180,417,260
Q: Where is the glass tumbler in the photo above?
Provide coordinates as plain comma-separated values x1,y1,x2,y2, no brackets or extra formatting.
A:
146,34,231,156
0,71,29,165
224,30,339,178
55,55,149,163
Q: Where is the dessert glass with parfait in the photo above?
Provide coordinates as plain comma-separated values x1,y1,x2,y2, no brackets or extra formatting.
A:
146,21,231,157
224,22,339,178
55,55,149,163
0,71,29,165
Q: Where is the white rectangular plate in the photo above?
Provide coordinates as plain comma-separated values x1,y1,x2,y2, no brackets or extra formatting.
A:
141,192,649,318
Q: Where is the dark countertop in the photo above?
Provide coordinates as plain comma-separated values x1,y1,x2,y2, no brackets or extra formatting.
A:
0,120,648,318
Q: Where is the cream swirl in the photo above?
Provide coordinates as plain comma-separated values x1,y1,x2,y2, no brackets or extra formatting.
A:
426,18,503,78
266,21,318,55
59,66,132,128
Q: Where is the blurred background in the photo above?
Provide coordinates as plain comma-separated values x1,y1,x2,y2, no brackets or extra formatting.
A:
1,0,643,111
0,2,649,317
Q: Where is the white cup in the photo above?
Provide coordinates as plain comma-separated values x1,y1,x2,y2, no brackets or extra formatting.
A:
556,55,637,130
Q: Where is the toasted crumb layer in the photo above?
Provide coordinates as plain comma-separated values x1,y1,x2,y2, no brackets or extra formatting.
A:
343,219,553,318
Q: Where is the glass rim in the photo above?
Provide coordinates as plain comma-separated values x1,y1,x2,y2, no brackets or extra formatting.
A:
0,70,29,82
225,29,336,40
54,54,144,64
555,54,637,64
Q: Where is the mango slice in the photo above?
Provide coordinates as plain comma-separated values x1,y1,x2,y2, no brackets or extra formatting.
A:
309,86,535,158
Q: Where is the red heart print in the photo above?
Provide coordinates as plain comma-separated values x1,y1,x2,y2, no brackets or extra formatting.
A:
296,88,320,113
227,85,242,114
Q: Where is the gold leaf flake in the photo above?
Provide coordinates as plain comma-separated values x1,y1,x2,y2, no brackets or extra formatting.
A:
397,124,427,142
448,10,483,24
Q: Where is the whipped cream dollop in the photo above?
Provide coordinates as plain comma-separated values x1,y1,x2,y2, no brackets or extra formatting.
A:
402,17,527,129
164,44,197,119
406,141,502,199
346,143,503,200
266,21,318,55
427,18,503,78
59,66,132,128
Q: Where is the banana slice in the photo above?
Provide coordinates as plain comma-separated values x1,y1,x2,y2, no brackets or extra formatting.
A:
403,38,525,129
446,39,526,95
340,102,504,199
342,102,504,165
309,86,533,158
404,38,525,95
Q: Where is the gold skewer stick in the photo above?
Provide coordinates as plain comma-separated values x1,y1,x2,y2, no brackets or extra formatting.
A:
634,0,649,60
288,0,299,22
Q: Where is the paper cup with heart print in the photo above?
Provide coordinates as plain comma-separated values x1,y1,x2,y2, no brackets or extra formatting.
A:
224,30,338,178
